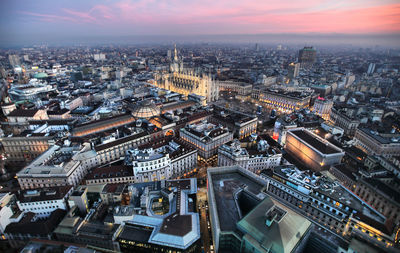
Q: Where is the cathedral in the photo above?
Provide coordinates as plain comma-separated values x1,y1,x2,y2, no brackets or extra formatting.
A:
155,45,219,103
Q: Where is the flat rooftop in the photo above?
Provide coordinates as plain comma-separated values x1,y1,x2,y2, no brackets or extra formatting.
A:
209,169,264,231
290,129,342,154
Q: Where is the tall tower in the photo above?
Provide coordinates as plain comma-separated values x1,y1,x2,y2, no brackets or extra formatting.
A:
298,47,316,68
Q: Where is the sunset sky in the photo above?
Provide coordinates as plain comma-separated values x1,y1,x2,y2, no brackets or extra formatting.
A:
0,0,399,45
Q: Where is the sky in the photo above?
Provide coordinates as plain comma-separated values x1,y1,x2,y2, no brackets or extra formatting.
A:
0,0,399,46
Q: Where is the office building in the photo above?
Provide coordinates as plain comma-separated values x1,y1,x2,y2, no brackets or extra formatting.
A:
210,106,257,140
218,137,282,173
180,121,233,166
298,46,317,68
125,139,197,182
353,127,400,157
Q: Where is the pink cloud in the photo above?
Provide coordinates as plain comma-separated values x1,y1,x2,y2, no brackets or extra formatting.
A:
18,0,400,34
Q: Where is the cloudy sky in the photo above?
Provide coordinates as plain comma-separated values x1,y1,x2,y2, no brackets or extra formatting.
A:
0,0,399,45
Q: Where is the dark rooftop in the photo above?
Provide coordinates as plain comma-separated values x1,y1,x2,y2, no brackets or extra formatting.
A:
290,129,342,154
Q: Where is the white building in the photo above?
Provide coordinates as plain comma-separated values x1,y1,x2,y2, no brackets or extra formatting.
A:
218,138,282,174
125,139,197,182
313,97,333,120
16,144,92,189
16,186,73,218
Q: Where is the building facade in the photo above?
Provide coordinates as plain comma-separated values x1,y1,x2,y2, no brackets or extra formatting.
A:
180,121,233,166
285,128,345,171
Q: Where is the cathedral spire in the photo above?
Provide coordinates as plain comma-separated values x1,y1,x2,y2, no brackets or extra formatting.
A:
174,44,178,61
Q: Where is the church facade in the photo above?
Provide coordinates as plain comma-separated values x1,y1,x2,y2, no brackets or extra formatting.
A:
155,45,219,103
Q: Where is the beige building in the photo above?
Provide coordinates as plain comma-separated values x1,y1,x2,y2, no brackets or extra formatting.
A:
354,128,400,158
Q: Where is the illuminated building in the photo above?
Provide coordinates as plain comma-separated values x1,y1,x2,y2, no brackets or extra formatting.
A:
313,97,333,120
131,99,160,119
125,139,197,182
258,88,313,113
180,121,233,166
217,80,252,96
155,45,219,103
285,128,344,171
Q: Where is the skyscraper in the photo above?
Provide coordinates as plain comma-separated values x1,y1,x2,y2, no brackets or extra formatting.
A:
367,63,376,75
298,46,316,68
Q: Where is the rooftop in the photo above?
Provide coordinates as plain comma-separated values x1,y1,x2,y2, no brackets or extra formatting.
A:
208,166,266,232
17,185,73,203
289,128,343,155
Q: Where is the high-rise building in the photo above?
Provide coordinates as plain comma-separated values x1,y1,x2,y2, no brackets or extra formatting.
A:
298,46,316,68
367,63,376,75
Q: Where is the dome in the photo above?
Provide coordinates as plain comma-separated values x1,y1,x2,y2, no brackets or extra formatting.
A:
34,72,48,79
131,100,160,119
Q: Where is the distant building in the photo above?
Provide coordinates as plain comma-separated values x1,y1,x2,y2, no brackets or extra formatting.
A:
217,80,252,96
93,53,106,61
258,88,313,113
8,54,20,67
288,62,300,79
298,46,317,68
367,63,376,75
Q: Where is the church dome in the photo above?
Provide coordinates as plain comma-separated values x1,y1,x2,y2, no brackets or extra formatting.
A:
131,100,160,119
